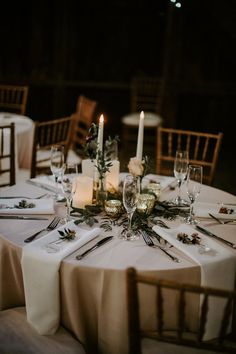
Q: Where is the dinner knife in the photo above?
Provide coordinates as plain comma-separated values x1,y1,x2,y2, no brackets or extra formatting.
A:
0,215,48,220
196,225,236,249
26,180,57,193
76,236,113,260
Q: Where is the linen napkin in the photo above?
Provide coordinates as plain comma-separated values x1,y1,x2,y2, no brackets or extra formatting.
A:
21,221,100,335
143,174,175,190
153,224,236,340
194,201,236,220
29,175,59,193
0,198,54,214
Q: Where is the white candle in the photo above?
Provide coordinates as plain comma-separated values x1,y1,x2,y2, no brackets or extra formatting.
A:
97,114,104,153
82,159,95,178
136,111,145,160
72,176,93,209
106,160,120,192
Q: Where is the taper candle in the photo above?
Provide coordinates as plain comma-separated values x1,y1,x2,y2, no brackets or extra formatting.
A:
136,111,144,160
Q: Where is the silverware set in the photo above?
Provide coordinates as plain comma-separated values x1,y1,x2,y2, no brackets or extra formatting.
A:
141,230,180,263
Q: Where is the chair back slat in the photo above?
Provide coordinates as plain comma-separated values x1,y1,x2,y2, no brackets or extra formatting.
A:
156,127,223,185
198,293,209,341
177,288,185,340
157,284,164,335
0,123,15,187
127,268,236,354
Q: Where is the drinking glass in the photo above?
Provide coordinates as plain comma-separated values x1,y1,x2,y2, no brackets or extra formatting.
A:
185,164,203,225
173,150,189,206
122,174,140,240
60,163,78,223
50,145,65,200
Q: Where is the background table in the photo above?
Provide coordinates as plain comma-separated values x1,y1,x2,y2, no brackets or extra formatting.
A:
0,181,235,354
0,113,34,170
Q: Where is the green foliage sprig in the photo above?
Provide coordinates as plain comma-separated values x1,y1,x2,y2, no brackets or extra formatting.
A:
72,205,101,227
58,228,76,241
14,199,35,209
95,150,113,180
83,123,98,159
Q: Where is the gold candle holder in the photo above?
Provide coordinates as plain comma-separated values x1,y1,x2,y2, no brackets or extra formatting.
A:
136,193,155,216
105,199,122,218
146,182,161,200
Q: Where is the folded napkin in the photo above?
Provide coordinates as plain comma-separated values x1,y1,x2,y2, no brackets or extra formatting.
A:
0,198,54,214
153,224,236,340
143,174,175,190
119,173,174,191
194,202,236,220
21,221,100,335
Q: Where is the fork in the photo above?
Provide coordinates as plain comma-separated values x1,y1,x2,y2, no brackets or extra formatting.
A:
141,230,180,263
24,216,61,243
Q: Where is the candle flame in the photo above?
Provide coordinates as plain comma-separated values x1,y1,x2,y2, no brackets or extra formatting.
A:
99,114,104,123
140,111,145,119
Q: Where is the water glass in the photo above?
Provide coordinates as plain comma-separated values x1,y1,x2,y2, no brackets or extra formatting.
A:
185,164,203,225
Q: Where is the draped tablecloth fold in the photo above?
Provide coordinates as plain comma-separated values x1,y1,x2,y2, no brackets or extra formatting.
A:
21,221,100,335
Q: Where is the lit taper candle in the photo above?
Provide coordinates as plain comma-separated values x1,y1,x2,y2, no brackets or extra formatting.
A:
136,111,145,160
97,114,104,152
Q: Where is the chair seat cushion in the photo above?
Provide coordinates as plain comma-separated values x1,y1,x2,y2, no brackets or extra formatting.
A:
0,307,86,354
122,112,162,127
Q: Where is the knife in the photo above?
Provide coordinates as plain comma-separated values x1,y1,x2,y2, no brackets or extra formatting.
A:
0,215,48,220
26,180,57,193
196,225,236,249
76,236,113,260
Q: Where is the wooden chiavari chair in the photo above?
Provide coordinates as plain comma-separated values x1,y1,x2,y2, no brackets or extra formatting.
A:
127,267,236,354
0,85,29,115
0,123,15,187
156,127,223,185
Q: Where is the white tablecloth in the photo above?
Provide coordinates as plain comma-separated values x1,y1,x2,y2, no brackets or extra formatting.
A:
0,112,34,170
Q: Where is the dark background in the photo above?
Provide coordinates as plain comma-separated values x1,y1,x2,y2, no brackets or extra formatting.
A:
1,0,236,191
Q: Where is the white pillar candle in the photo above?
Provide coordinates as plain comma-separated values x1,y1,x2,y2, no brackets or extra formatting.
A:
136,110,145,160
72,176,93,209
81,159,95,178
106,160,120,192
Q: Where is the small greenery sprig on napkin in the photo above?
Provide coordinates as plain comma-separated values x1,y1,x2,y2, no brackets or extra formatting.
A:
14,199,35,209
58,228,76,241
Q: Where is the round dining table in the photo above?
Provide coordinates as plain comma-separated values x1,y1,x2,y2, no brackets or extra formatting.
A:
0,112,34,170
0,178,235,354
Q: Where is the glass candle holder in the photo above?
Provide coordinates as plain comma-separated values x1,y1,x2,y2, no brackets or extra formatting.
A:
146,182,161,200
136,193,155,216
105,199,122,218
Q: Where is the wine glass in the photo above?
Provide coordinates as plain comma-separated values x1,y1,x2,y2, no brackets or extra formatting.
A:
122,174,140,240
60,163,78,223
50,145,65,200
185,165,203,225
173,150,189,206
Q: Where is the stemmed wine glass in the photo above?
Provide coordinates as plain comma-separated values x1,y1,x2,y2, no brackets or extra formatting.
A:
50,145,65,200
60,163,78,223
122,174,140,240
173,150,189,206
185,164,203,225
